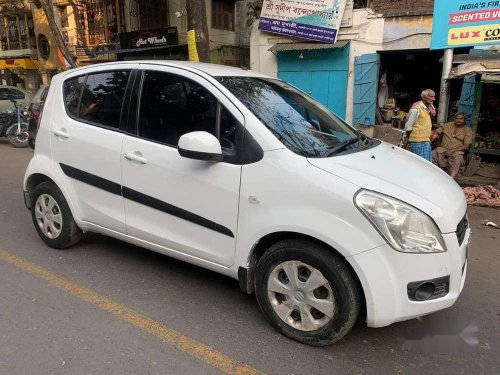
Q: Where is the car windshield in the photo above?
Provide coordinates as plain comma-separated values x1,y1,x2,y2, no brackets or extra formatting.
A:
216,76,359,157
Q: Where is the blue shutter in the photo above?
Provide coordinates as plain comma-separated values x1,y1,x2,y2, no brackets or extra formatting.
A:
457,76,477,126
353,53,380,126
458,49,495,126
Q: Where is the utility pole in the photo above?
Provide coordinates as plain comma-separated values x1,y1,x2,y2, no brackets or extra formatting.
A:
186,0,210,62
437,48,453,125
39,0,76,68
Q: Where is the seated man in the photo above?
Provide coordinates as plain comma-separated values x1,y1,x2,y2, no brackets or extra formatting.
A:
431,112,473,179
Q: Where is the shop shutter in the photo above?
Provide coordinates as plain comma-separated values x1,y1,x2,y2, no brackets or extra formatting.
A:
353,53,379,126
457,76,476,126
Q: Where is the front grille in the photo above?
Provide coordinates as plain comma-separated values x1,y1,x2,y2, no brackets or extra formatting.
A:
456,214,468,246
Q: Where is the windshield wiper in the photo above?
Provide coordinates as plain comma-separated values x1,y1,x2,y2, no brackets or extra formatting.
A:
327,136,360,156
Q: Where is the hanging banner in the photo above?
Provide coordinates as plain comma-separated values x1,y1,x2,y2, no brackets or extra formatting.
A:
431,0,500,49
258,0,348,43
57,48,72,70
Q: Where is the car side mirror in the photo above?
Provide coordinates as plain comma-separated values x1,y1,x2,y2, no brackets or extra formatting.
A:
178,131,223,162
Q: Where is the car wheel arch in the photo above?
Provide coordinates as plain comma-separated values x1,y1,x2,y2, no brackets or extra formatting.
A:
26,174,78,221
239,231,367,317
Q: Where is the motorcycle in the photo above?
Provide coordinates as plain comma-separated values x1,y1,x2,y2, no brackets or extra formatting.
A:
0,97,29,148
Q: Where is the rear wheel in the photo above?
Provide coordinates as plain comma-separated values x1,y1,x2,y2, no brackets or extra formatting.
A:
30,181,82,249
255,239,360,346
7,123,29,148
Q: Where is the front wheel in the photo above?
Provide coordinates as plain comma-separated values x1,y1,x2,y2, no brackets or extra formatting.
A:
6,122,29,148
255,240,361,346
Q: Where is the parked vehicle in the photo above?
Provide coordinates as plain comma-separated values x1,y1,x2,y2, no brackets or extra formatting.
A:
0,97,29,148
23,62,470,346
0,86,33,112
27,85,49,149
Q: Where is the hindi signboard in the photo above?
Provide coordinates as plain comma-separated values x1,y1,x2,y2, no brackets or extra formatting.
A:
431,0,500,49
258,0,348,43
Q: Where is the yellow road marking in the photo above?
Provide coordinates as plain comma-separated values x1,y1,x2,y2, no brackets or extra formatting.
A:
0,249,264,375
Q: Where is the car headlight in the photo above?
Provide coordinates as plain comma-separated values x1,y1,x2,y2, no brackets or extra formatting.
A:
355,190,446,253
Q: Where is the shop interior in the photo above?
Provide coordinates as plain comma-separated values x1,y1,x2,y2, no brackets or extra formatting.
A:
376,48,470,128
474,80,500,160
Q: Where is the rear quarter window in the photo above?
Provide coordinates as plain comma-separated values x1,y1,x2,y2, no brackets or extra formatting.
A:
64,76,86,116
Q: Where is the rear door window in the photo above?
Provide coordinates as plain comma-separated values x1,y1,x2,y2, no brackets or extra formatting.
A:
63,71,131,129
79,71,131,129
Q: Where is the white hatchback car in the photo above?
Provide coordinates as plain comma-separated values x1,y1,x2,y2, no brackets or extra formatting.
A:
23,61,470,346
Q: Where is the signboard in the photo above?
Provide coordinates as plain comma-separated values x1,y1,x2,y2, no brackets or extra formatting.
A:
431,0,500,49
258,0,348,43
0,58,37,70
119,27,178,50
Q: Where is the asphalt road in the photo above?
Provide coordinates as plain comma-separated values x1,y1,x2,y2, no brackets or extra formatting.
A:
0,140,499,375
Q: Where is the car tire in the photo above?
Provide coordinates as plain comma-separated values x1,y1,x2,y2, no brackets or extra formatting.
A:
30,181,82,249
255,239,360,346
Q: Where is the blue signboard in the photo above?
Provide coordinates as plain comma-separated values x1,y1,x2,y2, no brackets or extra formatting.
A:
431,0,500,49
258,0,347,43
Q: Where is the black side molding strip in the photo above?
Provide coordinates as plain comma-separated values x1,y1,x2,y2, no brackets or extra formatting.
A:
60,163,234,238
60,163,122,195
122,187,235,238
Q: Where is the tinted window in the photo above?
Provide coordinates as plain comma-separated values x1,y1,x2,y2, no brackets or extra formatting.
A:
79,71,130,128
0,88,25,100
7,89,25,99
64,76,86,116
217,77,359,157
138,71,217,146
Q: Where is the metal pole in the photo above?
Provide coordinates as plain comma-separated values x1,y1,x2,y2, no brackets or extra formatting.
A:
437,48,453,125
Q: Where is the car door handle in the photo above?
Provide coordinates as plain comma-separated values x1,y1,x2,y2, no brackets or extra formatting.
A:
52,129,69,139
124,152,148,164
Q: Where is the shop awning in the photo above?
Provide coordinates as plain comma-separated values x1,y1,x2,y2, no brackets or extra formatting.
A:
0,58,37,70
448,61,500,79
268,40,349,52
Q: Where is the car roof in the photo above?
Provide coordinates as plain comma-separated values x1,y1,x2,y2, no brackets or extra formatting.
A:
60,60,270,79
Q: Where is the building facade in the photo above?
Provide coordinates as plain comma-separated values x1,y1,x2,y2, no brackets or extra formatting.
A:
250,0,445,126
0,0,38,91
1,0,251,90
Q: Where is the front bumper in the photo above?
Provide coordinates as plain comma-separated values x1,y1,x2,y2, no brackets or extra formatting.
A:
348,227,470,328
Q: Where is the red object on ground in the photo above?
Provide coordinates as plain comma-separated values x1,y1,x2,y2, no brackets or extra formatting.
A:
463,185,500,207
